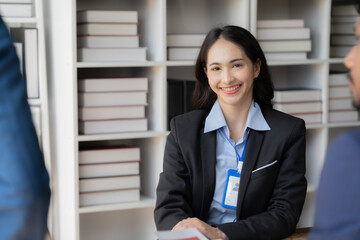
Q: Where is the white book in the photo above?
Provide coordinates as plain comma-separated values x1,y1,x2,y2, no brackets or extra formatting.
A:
11,28,39,98
78,47,147,62
77,10,138,23
331,35,357,46
331,16,359,23
30,106,41,143
273,89,322,103
167,34,206,47
265,52,307,61
13,42,24,75
79,105,146,121
77,35,139,48
330,46,353,58
79,118,148,134
292,112,322,124
77,23,137,36
329,98,355,111
332,5,358,16
273,101,322,114
331,23,355,34
329,73,348,86
257,19,304,28
78,77,148,92
0,3,32,17
79,189,140,207
256,28,310,40
329,110,359,122
329,86,352,98
167,47,200,60
0,0,31,3
78,91,147,107
79,161,140,178
259,40,311,53
79,146,140,164
79,175,140,193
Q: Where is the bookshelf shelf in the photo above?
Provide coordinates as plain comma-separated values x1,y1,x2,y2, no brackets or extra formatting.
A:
165,60,196,66
76,61,163,68
2,17,38,25
77,131,167,142
305,123,327,130
27,98,42,106
267,59,327,66
78,196,155,214
327,121,360,128
328,58,347,64
46,0,360,239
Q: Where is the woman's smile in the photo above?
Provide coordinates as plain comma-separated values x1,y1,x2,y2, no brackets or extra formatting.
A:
220,84,242,94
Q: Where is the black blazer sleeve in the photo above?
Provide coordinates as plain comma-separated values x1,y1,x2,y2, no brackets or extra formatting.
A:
154,117,195,229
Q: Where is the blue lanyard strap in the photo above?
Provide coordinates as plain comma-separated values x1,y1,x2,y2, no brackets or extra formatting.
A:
220,128,249,163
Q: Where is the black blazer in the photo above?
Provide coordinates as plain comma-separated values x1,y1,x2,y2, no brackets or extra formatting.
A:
154,106,307,240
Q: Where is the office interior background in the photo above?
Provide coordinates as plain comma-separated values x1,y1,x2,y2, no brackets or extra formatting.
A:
2,0,358,239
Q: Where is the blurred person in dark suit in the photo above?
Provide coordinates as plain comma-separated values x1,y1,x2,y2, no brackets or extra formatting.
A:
0,16,50,239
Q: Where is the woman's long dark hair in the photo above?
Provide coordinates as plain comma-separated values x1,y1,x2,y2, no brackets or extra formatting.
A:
356,0,360,13
192,25,274,111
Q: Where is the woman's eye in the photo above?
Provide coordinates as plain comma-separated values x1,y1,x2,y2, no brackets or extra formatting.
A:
211,67,221,71
233,63,242,68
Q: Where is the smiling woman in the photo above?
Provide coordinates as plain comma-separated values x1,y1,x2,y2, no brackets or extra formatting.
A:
204,38,260,142
154,25,307,240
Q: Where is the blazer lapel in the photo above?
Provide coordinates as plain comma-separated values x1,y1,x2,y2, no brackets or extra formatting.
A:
236,129,265,219
199,129,216,219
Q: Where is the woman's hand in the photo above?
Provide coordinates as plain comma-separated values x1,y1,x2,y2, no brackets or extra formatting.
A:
172,217,228,240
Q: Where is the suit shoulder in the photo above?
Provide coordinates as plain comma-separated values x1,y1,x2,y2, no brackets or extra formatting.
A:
262,107,305,131
169,110,208,134
170,110,207,127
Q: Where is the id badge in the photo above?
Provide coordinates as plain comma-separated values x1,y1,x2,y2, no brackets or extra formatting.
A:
222,169,240,209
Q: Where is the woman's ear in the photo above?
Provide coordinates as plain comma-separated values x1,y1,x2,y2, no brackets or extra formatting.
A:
254,59,261,78
203,67,208,77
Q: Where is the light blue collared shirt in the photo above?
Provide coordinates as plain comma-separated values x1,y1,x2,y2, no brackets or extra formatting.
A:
204,100,270,225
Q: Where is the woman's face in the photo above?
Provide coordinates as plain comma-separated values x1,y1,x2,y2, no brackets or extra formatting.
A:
204,37,260,110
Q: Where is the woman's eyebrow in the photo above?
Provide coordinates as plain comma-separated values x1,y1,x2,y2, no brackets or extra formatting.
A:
208,58,245,66
229,58,245,63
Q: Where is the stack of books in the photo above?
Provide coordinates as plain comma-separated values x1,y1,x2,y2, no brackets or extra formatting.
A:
330,5,358,58
0,0,33,17
79,145,141,207
273,88,322,124
167,34,206,61
77,10,147,62
256,19,311,61
78,77,148,134
329,73,359,122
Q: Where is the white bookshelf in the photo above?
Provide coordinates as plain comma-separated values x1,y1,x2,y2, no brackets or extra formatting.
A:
44,0,360,239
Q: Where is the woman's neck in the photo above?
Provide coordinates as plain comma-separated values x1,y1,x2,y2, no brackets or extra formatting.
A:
220,99,252,143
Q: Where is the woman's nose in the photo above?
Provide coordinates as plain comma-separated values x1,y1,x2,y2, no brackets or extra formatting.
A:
223,69,233,83
344,45,357,70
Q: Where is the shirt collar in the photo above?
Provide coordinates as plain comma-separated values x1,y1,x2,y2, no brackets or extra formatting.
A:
204,100,227,133
204,100,270,133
